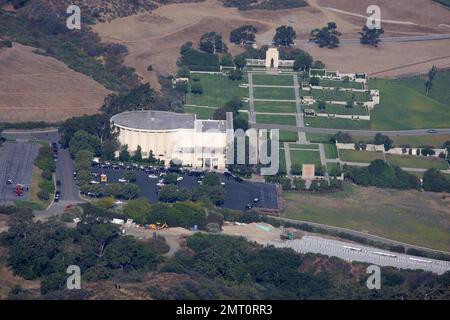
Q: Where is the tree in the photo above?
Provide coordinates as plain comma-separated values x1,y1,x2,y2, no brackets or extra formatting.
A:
310,22,341,49
163,173,178,185
228,69,243,81
312,60,326,69
220,54,234,67
317,100,326,111
234,55,247,70
180,41,193,55
123,199,152,224
422,169,450,193
293,51,313,71
345,100,354,109
132,145,142,162
359,25,384,47
230,24,257,46
158,185,190,203
425,65,438,96
191,83,203,95
124,171,137,183
69,130,101,157
273,25,296,47
120,183,140,200
309,77,320,86
101,139,119,161
119,145,130,162
374,133,393,151
332,131,352,143
202,172,221,186
198,32,228,54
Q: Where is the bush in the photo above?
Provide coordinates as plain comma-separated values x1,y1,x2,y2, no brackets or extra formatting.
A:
41,170,53,181
191,83,204,95
37,190,50,201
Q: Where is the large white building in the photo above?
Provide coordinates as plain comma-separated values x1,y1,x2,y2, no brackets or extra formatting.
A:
111,110,233,170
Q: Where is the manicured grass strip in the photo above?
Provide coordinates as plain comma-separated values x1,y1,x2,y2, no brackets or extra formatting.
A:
289,143,319,150
185,106,216,119
386,154,448,170
279,147,287,175
290,149,322,167
279,131,299,142
306,133,334,143
302,103,368,116
370,78,450,130
252,74,294,86
304,117,370,129
319,79,364,89
339,150,384,163
350,134,450,148
323,143,338,159
310,89,370,102
326,162,341,173
253,87,296,100
254,101,297,113
256,114,297,126
187,73,245,107
283,184,450,251
29,166,52,210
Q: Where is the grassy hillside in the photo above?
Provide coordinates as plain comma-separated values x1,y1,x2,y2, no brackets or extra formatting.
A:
369,78,450,130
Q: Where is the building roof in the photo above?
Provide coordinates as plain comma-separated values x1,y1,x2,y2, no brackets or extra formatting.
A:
111,111,195,131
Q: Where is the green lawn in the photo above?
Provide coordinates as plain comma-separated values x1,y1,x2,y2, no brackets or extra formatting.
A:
187,73,246,107
279,147,287,175
253,87,296,100
310,89,370,102
339,150,384,163
256,114,297,126
319,79,364,89
386,154,448,170
304,117,370,129
279,131,299,142
370,78,450,130
290,149,322,167
323,143,338,159
289,143,319,150
283,184,450,251
252,74,294,86
350,134,450,148
306,133,334,143
185,106,216,119
303,103,368,116
326,162,341,173
254,101,297,113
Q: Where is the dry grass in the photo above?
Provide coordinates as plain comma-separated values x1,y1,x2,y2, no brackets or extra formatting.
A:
92,0,450,87
0,43,111,123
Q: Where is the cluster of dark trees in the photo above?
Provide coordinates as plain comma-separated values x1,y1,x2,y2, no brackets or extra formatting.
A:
122,199,222,231
359,25,385,47
343,160,421,190
155,233,450,300
310,22,342,49
422,168,450,193
0,205,165,295
34,145,56,201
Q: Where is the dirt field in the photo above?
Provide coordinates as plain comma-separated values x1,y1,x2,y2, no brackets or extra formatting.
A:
221,222,282,244
0,43,111,123
93,0,450,87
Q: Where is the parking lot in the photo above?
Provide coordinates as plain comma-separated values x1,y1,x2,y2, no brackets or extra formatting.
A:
271,236,450,275
0,141,39,204
91,166,279,211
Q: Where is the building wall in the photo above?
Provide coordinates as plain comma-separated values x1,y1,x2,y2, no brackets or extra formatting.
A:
114,126,228,169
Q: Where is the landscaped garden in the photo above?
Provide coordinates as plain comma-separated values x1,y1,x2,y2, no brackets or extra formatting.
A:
339,150,384,163
256,114,297,126
386,154,448,170
254,101,297,113
252,74,294,86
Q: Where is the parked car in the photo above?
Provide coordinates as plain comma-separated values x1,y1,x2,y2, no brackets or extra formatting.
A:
427,129,439,134
54,191,61,202
234,176,244,183
148,174,158,179
6,179,14,185
89,180,100,185
118,178,129,183
177,177,184,182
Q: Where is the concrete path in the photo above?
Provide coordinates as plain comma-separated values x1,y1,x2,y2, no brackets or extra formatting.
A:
247,73,256,124
284,142,292,178
253,84,299,88
293,75,307,143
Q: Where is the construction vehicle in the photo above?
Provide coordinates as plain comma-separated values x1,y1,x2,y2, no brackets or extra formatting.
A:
147,222,168,230
15,184,24,197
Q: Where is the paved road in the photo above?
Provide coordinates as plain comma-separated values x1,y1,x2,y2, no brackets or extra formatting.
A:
299,34,450,46
247,73,256,124
251,123,450,137
270,236,450,275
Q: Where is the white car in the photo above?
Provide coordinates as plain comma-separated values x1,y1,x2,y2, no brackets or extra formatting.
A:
148,174,158,179
156,182,165,187
220,182,226,186
89,180,100,185
114,200,124,205
177,177,184,182
118,178,129,183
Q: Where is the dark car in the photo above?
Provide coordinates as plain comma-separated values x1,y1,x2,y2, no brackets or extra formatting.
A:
245,204,253,211
54,191,61,202
234,176,244,183
56,180,61,187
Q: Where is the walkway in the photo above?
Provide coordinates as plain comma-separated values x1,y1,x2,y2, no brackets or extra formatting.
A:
247,73,256,124
293,74,307,143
